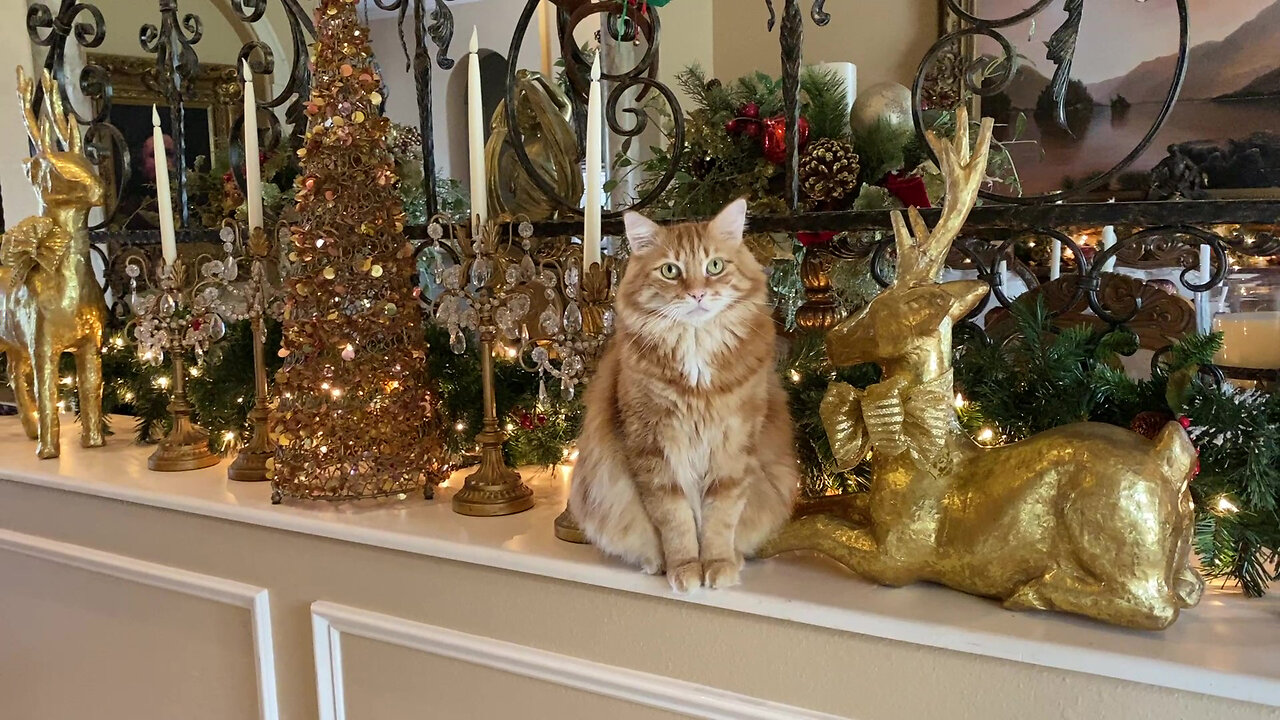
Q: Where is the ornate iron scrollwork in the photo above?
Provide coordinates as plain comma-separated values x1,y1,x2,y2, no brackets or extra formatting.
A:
140,0,204,227
503,0,684,217
377,0,455,217
231,0,316,172
26,0,127,230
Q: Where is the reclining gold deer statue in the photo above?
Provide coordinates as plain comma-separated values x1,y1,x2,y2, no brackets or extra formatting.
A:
0,68,107,459
762,110,1203,630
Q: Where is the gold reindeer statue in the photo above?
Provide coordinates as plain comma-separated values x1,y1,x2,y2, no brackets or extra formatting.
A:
0,67,107,459
762,110,1204,630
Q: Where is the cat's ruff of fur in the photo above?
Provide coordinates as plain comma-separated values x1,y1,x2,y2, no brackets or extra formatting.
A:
568,199,800,592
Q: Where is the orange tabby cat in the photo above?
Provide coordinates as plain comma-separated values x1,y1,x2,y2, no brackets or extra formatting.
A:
569,199,800,592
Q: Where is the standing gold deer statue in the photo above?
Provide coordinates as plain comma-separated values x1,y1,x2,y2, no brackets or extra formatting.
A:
0,67,107,458
761,110,1203,630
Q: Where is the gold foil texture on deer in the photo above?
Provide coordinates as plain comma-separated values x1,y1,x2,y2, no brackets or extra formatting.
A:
762,110,1204,630
0,67,108,459
485,70,583,220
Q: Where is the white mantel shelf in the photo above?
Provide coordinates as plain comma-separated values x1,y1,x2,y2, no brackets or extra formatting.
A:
1,418,1278,708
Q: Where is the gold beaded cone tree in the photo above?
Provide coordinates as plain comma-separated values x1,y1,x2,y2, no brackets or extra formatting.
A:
270,0,445,502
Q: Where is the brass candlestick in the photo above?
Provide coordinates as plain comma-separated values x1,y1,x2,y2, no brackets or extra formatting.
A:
227,225,277,482
430,216,535,516
133,258,221,472
452,319,534,516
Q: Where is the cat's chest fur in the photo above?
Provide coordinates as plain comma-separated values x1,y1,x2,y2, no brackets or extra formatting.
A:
671,325,735,389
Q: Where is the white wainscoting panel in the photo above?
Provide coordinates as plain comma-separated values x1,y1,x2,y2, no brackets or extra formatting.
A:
311,600,846,720
0,528,279,720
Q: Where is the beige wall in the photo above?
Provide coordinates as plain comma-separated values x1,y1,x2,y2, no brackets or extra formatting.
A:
712,0,938,90
2,479,1277,720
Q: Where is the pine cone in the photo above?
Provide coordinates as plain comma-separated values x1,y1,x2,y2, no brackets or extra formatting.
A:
799,138,861,203
1129,410,1175,440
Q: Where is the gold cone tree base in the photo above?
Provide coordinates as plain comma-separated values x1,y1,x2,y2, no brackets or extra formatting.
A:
452,430,534,516
553,505,588,543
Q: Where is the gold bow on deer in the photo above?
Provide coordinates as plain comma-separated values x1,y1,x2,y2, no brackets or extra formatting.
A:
821,371,954,473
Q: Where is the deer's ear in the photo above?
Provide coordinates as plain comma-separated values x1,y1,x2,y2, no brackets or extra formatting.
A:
940,279,989,322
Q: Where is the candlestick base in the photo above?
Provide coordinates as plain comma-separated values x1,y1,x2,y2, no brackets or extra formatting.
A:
553,504,589,543
148,398,220,472
228,405,274,482
452,428,534,516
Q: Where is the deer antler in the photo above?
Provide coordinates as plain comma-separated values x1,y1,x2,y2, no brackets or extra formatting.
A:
40,69,81,155
892,106,994,287
15,66,45,155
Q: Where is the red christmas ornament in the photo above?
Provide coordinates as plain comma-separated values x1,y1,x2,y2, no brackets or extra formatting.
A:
1178,415,1192,430
741,102,760,119
517,410,535,430
881,171,931,208
760,115,810,165
797,231,837,247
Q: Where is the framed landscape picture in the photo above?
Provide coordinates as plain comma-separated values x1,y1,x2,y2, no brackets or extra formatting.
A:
945,0,1280,197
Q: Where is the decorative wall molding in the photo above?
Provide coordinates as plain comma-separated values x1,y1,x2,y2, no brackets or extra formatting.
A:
310,600,847,720
0,528,279,720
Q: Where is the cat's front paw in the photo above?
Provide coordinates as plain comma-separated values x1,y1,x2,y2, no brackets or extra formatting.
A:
667,561,703,593
703,558,741,589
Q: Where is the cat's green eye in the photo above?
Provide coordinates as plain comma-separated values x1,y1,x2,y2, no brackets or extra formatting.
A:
706,257,726,276
659,263,681,280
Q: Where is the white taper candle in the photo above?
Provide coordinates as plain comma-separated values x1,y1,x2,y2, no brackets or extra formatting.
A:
468,27,488,234
1101,225,1117,272
242,61,262,231
1196,242,1213,334
583,53,602,268
1049,239,1062,280
152,105,177,266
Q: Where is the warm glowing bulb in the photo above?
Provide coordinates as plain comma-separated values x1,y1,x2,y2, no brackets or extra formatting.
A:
505,422,515,432
1215,496,1240,514
320,381,330,390
788,369,802,383
330,387,343,398
60,376,73,386
976,427,995,444
455,421,467,432
155,376,171,389
954,393,966,408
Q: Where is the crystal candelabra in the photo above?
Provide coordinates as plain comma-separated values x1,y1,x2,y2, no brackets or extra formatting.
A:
129,256,226,471
429,216,536,516
512,251,618,543
198,219,282,482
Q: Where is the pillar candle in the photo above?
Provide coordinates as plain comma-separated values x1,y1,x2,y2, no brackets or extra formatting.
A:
152,105,177,266
242,61,262,231
468,27,487,234
1049,239,1062,280
583,53,602,268
815,61,857,114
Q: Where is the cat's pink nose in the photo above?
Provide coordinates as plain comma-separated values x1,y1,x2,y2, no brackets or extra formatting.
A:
688,291,706,302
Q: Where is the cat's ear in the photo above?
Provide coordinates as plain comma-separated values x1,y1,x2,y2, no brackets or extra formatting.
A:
708,197,748,245
623,211,662,253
